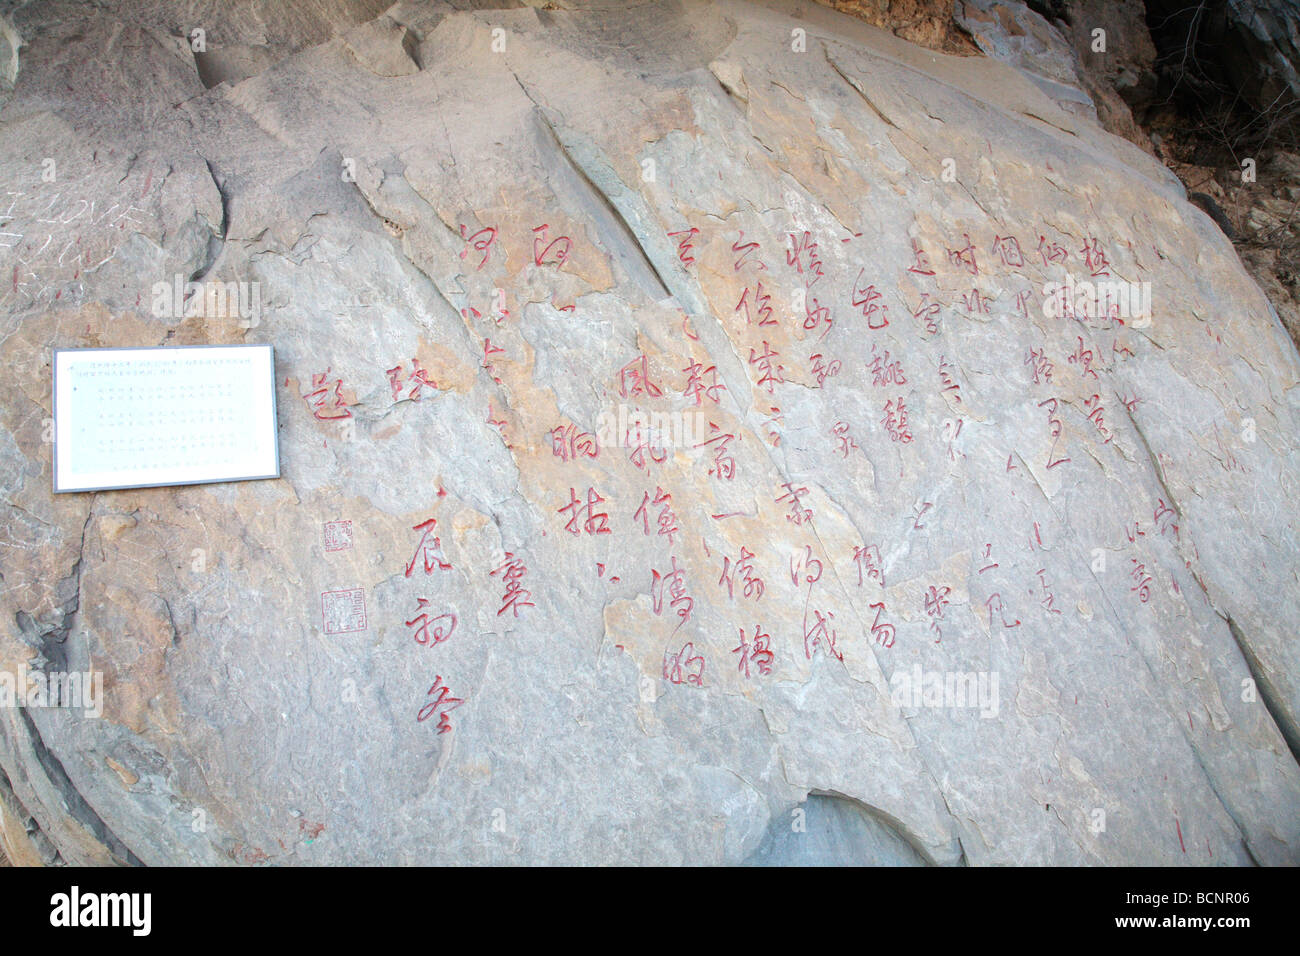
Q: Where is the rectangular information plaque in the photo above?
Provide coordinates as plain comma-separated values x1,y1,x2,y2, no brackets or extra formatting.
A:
53,345,279,493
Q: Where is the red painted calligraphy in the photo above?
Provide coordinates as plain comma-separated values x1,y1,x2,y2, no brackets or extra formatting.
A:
913,293,941,335
490,552,535,618
719,547,765,601
938,354,963,402
531,224,571,267
695,422,737,480
810,352,842,387
735,281,776,326
549,423,599,461
1080,237,1111,277
923,585,952,641
634,487,679,545
733,625,774,677
1068,336,1098,380
831,420,858,457
405,518,452,577
663,641,705,687
776,482,813,526
908,238,935,276
303,368,352,421
406,598,456,645
790,544,823,587
946,233,978,276
803,608,842,662
458,224,497,271
387,359,437,401
1025,347,1054,385
868,344,906,386
882,397,913,443
868,602,896,648
853,544,885,587
990,234,1025,268
1037,235,1068,266
1038,397,1070,469
667,227,700,268
851,271,890,329
749,341,785,393
651,556,694,630
558,487,611,535
618,354,664,399
416,675,463,734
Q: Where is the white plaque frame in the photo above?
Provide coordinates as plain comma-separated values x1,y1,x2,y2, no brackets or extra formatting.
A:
53,344,280,493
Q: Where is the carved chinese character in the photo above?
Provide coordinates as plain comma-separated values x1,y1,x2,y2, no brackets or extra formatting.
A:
634,487,678,545
458,224,497,271
696,423,738,480
490,552,535,618
651,556,694,630
913,293,941,335
1153,498,1179,540
386,359,437,401
810,352,842,387
735,281,776,327
881,397,913,443
1130,557,1153,604
1036,568,1062,615
405,518,452,577
787,230,824,286
851,271,889,329
868,344,906,387
1037,235,1068,266
532,223,572,267
1025,347,1054,385
946,233,978,275
907,238,935,276
776,482,812,525
923,584,952,641
868,602,896,648
831,420,858,458
619,354,664,399
719,546,765,601
668,227,700,267
938,355,963,402
853,544,885,588
1079,236,1111,277
733,625,774,678
303,368,352,421
559,487,611,535
803,608,841,661
990,234,1025,268
406,598,457,645
683,360,725,406
663,641,705,687
748,341,785,394
550,423,600,462
961,288,991,314
1067,336,1098,380
790,544,823,586
732,231,767,272
1038,397,1070,469
416,675,463,734
985,593,1020,628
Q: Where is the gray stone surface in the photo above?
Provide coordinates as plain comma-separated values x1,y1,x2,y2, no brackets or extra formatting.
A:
955,0,1098,119
0,0,1298,866
745,793,928,865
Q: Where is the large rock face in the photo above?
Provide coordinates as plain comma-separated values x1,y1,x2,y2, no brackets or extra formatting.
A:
1,0,1298,866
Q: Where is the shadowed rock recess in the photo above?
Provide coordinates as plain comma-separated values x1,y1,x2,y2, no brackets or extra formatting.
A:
0,0,1297,867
